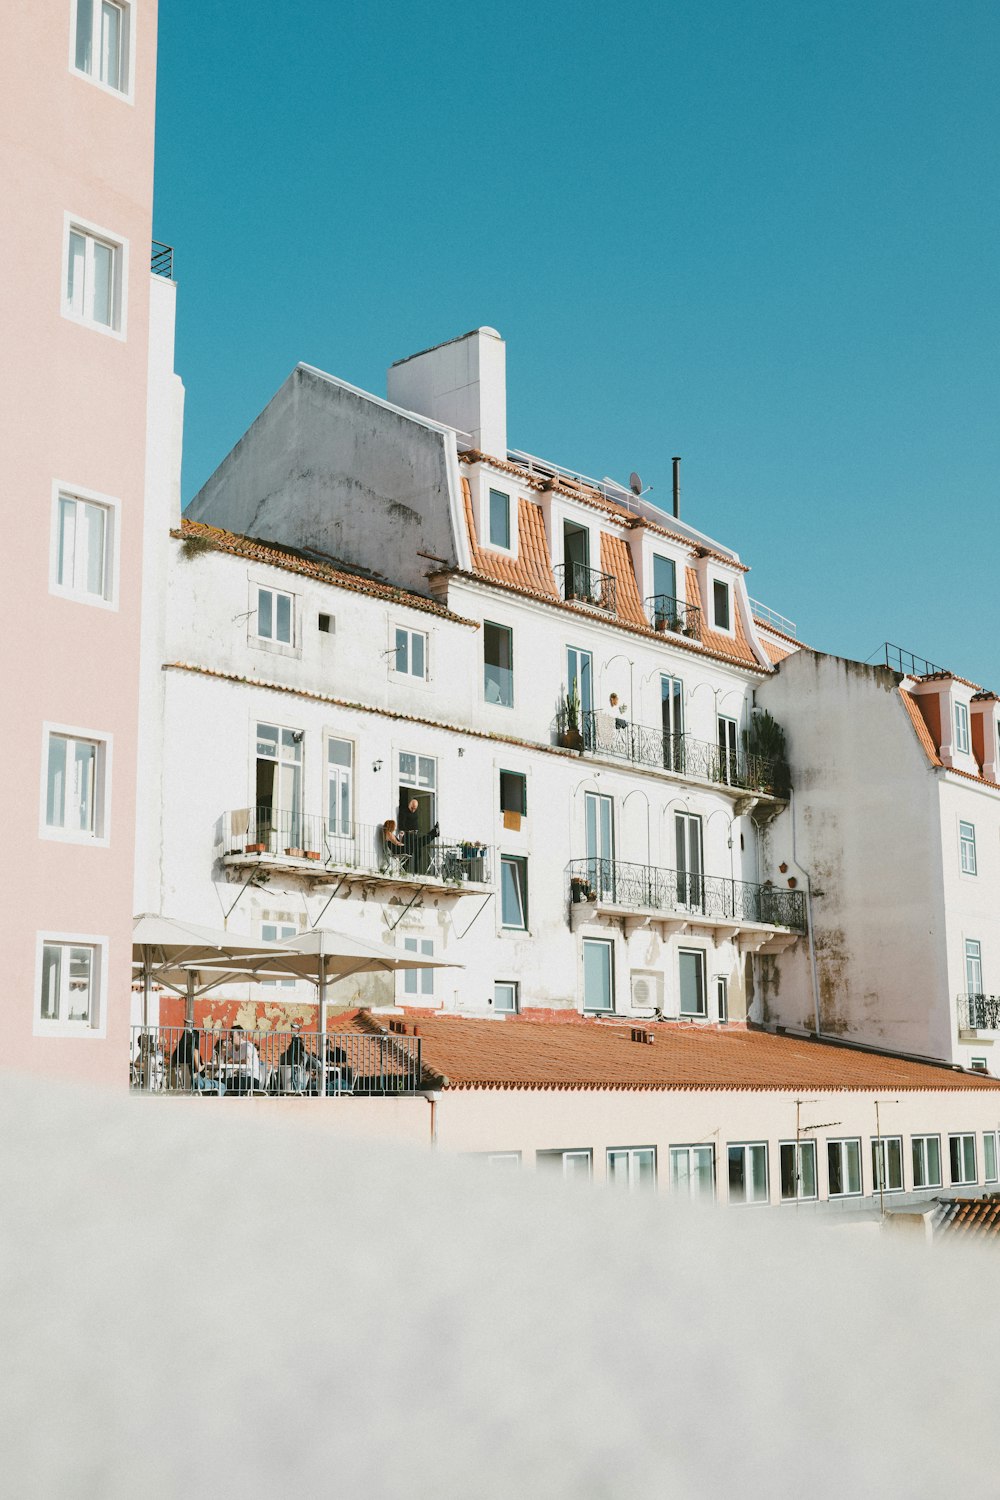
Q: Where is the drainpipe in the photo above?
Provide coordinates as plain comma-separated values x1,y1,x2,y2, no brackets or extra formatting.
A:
789,788,822,1037
424,1091,441,1146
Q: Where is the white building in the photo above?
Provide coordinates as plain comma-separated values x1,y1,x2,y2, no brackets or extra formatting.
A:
138,327,809,1027
758,646,1000,1074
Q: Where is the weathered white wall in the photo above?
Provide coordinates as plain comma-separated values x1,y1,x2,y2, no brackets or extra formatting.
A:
387,327,507,456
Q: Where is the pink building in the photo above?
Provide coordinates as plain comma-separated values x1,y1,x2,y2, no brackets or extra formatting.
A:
0,0,172,1081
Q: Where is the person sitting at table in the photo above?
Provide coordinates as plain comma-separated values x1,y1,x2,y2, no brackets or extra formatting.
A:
382,817,407,864
169,1022,221,1095
224,1024,262,1095
277,1020,312,1094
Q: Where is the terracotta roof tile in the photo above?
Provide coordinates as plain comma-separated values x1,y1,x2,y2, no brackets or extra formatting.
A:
761,636,794,665
899,689,943,767
599,532,646,628
461,480,558,598
686,568,761,669
355,1013,1000,1093
174,520,477,625
934,1195,1000,1238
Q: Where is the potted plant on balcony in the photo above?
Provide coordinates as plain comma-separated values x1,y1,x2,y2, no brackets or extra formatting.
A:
557,685,583,750
570,874,593,903
742,711,791,798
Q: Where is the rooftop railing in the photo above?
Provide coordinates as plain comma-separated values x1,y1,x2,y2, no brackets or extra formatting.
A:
875,642,948,679
150,240,173,278
130,1026,423,1096
553,562,617,614
568,857,806,931
958,994,1000,1031
643,594,702,640
222,808,492,885
748,599,797,638
579,714,781,797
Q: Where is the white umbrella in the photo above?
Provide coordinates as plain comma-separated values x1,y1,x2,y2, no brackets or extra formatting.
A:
132,913,297,1029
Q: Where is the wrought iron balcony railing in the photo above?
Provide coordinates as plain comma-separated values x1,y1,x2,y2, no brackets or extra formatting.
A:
579,713,780,796
222,808,492,885
554,561,617,613
130,1027,423,1096
151,240,174,278
958,993,1000,1031
569,857,806,931
644,593,702,640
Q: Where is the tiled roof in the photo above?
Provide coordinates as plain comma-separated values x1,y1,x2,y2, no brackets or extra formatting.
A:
760,636,794,665
899,689,942,767
934,1195,1000,1239
600,532,646,628
685,568,763,670
174,520,477,626
460,481,557,598
918,670,983,692
354,1013,1000,1093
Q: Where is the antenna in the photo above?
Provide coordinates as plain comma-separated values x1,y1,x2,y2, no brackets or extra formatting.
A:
629,471,643,496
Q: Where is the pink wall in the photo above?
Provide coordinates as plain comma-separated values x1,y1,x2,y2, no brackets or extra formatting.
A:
0,0,159,1081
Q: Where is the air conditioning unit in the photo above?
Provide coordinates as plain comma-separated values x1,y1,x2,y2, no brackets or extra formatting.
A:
630,973,661,1012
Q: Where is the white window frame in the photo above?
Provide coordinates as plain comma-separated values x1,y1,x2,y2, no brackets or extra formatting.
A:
954,700,971,755
582,937,615,1013
959,820,977,875
827,1138,863,1198
669,1145,716,1200
779,1140,818,1202
871,1135,905,1194
911,1134,942,1190
69,0,136,101
391,625,429,682
40,722,112,846
537,1149,592,1180
61,213,128,338
485,1152,521,1168
710,576,734,635
984,1132,998,1184
34,931,108,1038
727,1142,769,1205
607,1147,657,1190
50,482,120,609
483,620,514,707
678,948,707,1017
259,919,298,989
715,975,729,1023
252,583,296,649
402,936,435,998
948,1132,977,1186
500,854,528,931
486,486,514,553
325,735,354,839
493,980,519,1014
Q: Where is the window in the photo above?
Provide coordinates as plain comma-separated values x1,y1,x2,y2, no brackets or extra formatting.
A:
485,1152,521,1169
727,1143,769,1204
871,1136,904,1194
500,855,528,929
255,723,302,848
675,811,703,909
38,939,101,1030
483,622,513,706
712,579,731,631
488,489,511,549
393,627,427,679
954,701,970,755
403,937,435,997
260,921,297,989
670,1145,715,1201
583,938,614,1013
965,939,983,997
911,1135,942,1190
960,821,977,875
779,1141,818,1201
607,1148,656,1189
652,554,677,609
971,1057,988,1073
493,981,519,1014
566,646,594,718
44,731,106,840
326,738,353,837
537,1149,592,1181
64,222,123,331
716,976,729,1023
949,1133,977,1186
317,613,334,634
827,1138,862,1197
717,715,739,784
499,770,527,817
678,949,706,1017
54,491,114,603
73,0,131,92
256,586,293,644
984,1132,998,1183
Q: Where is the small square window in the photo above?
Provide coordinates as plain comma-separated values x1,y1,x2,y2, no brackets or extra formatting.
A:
712,580,731,631
256,586,294,644
64,222,124,332
318,613,334,634
54,491,114,603
73,0,131,94
970,1057,988,1073
44,730,108,840
493,981,519,1013
488,489,511,549
394,627,427,679
500,856,528,930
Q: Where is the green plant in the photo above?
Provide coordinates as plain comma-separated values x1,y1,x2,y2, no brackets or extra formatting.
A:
557,684,582,736
180,532,214,560
743,711,791,797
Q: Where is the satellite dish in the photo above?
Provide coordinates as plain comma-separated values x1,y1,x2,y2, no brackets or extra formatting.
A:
629,472,643,496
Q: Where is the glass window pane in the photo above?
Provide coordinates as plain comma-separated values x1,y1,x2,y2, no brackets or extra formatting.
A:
780,1142,796,1199
750,1145,767,1201
693,1147,713,1197
100,1,121,88
275,593,292,643
635,1150,655,1187
501,858,525,928
845,1140,861,1194
607,1151,629,1188
46,736,67,826
74,739,96,832
328,739,351,768
76,0,95,70
887,1137,902,1189
583,941,612,1011
83,502,106,596
256,723,278,758
91,239,113,326
258,589,273,639
67,946,93,1021
564,1153,590,1181
828,1142,843,1196
679,951,705,1015
964,1136,976,1182
727,1146,745,1203
411,633,425,678
484,624,513,706
985,1134,997,1182
494,983,516,1013
41,945,62,1019
58,497,76,587
926,1136,940,1186
800,1143,817,1198
489,489,510,548
394,628,408,673
67,231,86,313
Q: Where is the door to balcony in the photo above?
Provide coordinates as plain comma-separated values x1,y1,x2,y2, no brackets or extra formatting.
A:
397,751,437,875
585,792,615,900
563,522,590,600
255,722,303,852
717,715,739,785
326,737,354,861
675,810,704,911
661,675,684,772
568,646,594,732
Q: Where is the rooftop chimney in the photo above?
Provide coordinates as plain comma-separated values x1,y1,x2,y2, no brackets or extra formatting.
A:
672,457,681,519
387,327,507,458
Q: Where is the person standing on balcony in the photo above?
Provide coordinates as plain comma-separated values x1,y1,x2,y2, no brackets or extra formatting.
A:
400,797,439,873
609,693,628,730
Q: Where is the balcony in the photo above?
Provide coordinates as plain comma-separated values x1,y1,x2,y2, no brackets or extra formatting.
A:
568,857,805,951
644,593,702,641
579,714,782,798
221,809,492,890
151,240,173,278
554,562,617,614
958,993,1000,1032
130,1026,423,1096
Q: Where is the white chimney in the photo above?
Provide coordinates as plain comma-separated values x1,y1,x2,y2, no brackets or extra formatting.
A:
387,327,507,458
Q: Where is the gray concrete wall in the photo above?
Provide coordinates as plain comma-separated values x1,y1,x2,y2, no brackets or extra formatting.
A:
186,365,461,595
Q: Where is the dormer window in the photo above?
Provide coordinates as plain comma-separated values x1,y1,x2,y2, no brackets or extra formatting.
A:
489,489,511,549
955,701,970,755
712,580,731,631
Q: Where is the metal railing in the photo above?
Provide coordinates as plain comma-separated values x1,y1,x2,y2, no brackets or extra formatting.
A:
579,714,780,796
875,643,947,679
748,599,797,638
554,562,617,614
222,808,492,885
644,594,702,640
569,858,806,931
129,1026,423,1096
958,994,1000,1031
150,241,174,278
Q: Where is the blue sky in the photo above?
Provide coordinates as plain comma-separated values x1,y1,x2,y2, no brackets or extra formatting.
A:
155,1,1000,682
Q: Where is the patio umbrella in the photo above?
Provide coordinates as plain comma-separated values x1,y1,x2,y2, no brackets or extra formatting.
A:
132,914,297,1029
